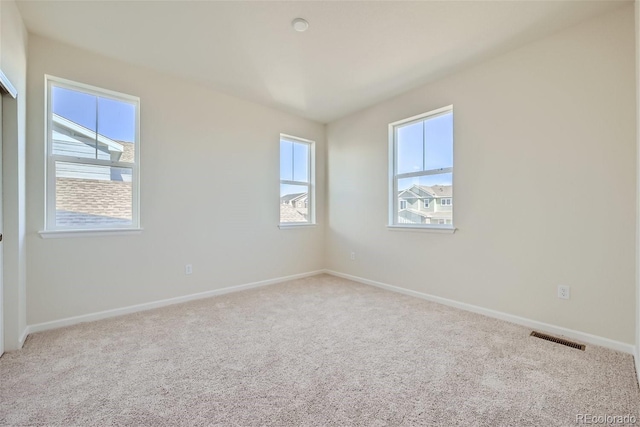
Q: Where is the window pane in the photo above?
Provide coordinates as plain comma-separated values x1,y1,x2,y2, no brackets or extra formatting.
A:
280,140,293,181
98,97,136,163
51,86,98,159
55,161,133,227
293,142,309,182
397,173,452,225
280,183,309,223
396,120,424,174
424,112,453,170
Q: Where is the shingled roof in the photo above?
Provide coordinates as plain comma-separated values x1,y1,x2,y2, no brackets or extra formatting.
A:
425,185,452,197
279,204,307,223
118,141,135,163
280,192,307,204
56,177,132,225
400,184,452,198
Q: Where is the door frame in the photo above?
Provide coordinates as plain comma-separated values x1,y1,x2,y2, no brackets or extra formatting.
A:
0,70,17,98
0,68,17,356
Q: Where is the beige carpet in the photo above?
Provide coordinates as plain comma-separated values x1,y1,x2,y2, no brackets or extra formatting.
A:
1,274,638,426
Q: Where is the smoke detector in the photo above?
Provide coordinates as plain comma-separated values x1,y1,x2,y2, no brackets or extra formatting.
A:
292,18,309,32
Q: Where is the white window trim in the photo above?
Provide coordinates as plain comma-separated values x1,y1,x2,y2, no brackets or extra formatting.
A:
277,223,317,230
388,105,455,231
39,228,143,239
387,224,455,234
279,133,316,227
42,75,141,235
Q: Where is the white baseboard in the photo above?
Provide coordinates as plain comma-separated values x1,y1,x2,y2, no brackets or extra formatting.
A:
18,327,29,348
23,269,636,357
325,270,636,355
636,347,640,386
24,270,325,337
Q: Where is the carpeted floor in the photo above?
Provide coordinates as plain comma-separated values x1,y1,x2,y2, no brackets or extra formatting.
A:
1,274,638,426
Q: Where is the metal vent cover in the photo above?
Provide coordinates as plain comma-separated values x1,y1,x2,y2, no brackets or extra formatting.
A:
530,331,586,351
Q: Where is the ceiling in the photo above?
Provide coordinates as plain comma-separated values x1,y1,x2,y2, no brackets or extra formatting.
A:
16,0,629,124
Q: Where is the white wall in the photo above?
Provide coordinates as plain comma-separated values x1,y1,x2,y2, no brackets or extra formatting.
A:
1,0,28,350
25,35,326,325
326,6,636,344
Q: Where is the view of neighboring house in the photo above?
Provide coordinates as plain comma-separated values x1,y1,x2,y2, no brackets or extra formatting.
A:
398,184,452,225
52,114,134,226
280,192,308,222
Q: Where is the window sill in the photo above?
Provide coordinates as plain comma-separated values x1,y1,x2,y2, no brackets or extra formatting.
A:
278,223,316,230
387,225,456,234
39,228,143,239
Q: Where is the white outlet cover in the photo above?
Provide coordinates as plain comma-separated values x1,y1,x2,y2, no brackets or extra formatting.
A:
558,285,570,300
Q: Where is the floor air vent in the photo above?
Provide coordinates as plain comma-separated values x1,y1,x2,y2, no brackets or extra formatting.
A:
530,331,585,351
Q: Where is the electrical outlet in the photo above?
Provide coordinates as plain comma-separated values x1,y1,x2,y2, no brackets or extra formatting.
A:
558,285,570,300
185,264,193,275
350,251,356,260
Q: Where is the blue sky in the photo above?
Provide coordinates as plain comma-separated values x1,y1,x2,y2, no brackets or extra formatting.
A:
280,140,309,196
396,112,453,191
52,86,136,143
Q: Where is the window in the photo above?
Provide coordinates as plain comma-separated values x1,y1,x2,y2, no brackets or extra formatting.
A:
389,106,453,228
45,76,140,232
279,134,315,225
400,200,407,210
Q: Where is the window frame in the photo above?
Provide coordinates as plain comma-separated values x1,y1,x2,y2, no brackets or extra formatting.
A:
43,75,141,234
388,105,454,231
279,134,315,227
